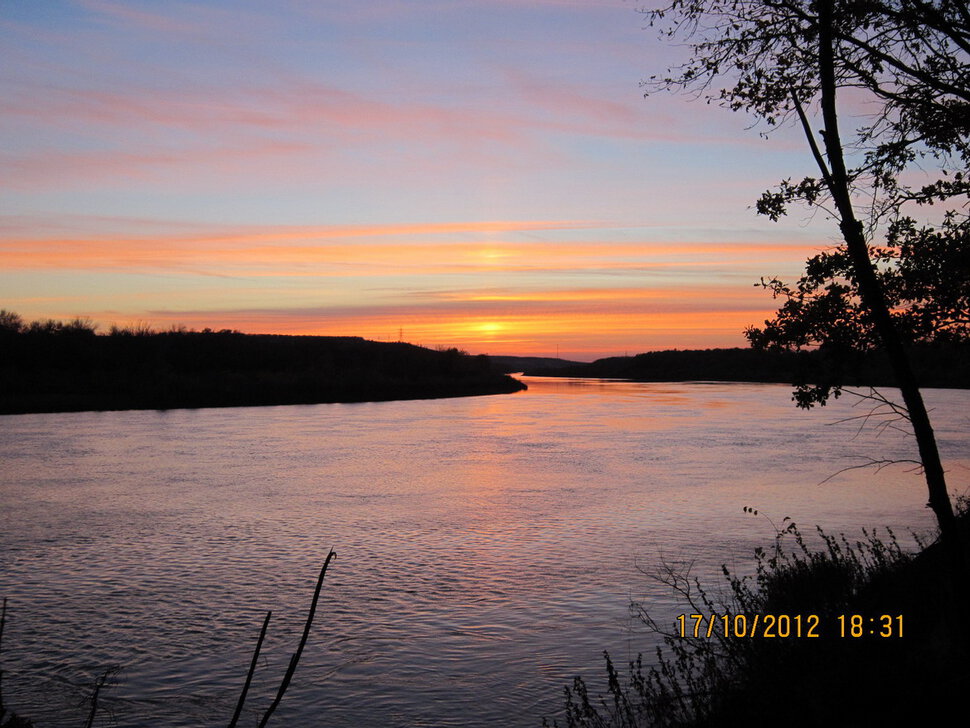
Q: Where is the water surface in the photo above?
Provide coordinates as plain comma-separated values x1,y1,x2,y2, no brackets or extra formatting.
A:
1,379,967,726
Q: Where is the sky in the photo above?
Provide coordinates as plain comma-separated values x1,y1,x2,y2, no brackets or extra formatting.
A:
1,0,839,360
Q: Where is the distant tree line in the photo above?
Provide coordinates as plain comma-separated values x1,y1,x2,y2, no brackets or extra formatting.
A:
0,311,525,414
522,345,970,391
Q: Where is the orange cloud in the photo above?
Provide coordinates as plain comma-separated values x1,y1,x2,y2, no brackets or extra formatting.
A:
104,282,778,358
1,219,815,276
4,216,812,357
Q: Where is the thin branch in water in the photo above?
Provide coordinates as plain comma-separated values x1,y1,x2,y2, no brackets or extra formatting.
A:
228,610,272,728
258,549,336,728
83,666,120,728
0,597,6,723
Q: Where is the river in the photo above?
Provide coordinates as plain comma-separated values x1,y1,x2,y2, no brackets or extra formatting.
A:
1,378,967,727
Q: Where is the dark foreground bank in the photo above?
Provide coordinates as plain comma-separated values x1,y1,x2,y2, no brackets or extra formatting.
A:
549,509,970,728
0,322,525,414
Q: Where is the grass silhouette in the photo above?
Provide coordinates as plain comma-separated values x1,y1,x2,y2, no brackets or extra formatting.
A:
546,507,970,727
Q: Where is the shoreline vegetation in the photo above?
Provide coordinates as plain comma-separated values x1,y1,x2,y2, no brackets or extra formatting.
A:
5,310,968,416
0,311,525,415
546,507,970,728
503,345,970,391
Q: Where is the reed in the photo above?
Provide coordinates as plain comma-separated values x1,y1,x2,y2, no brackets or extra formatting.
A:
0,550,336,728
546,511,970,727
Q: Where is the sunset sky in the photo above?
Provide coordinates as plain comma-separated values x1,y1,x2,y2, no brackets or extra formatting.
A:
2,0,840,360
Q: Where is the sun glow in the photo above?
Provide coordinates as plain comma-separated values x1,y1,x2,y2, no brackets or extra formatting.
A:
128,306,768,360
473,321,505,335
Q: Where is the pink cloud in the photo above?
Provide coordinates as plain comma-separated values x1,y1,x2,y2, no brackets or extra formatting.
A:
0,139,315,188
76,0,201,35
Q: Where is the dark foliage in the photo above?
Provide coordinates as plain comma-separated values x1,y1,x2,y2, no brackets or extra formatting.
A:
489,355,585,374
0,313,525,414
747,211,970,407
547,513,970,727
644,0,969,210
523,345,970,392
642,0,970,404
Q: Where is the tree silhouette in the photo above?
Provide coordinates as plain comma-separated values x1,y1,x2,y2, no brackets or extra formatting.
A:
645,0,969,535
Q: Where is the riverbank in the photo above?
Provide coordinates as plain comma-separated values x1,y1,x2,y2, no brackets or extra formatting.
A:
0,325,525,415
518,345,970,389
552,511,970,727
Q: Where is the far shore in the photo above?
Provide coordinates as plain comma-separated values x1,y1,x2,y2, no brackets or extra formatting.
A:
0,325,526,416
505,345,970,390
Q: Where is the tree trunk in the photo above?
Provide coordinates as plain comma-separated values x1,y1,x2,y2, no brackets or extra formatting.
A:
815,0,955,536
